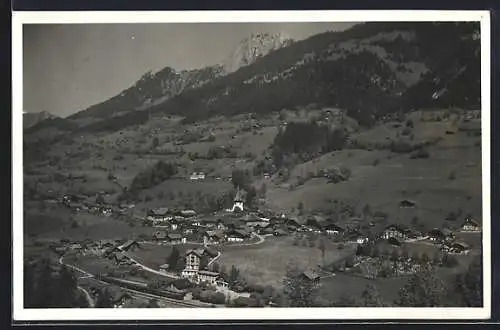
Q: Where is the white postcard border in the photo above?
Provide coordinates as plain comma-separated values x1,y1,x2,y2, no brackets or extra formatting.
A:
12,9,491,321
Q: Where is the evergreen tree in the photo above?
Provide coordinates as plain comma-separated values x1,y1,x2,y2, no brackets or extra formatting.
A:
166,247,180,271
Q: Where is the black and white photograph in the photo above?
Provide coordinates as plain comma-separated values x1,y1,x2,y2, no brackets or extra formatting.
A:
12,10,491,321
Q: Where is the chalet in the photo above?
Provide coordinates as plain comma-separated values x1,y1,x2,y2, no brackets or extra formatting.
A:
166,233,186,244
428,228,454,242
273,228,288,237
231,188,245,212
301,269,321,285
461,218,481,232
242,214,269,228
226,229,251,242
216,276,229,288
182,249,204,278
180,210,197,218
69,243,83,250
120,240,140,252
381,224,407,240
147,208,172,221
323,223,344,235
346,230,369,244
189,172,206,181
201,218,218,228
197,270,220,285
399,200,416,208
203,231,225,245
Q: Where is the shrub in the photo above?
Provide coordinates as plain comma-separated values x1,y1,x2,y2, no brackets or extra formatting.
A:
448,170,456,180
372,159,380,166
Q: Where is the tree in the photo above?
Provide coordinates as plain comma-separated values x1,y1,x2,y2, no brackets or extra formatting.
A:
95,288,114,308
96,194,105,204
282,260,319,307
396,265,448,307
167,246,181,271
334,294,357,307
360,284,385,307
453,256,482,307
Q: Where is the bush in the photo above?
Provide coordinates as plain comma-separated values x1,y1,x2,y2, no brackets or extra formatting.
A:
210,292,226,305
372,159,380,166
448,170,456,180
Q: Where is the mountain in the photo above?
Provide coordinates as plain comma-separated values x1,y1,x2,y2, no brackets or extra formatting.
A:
63,22,480,133
69,32,294,122
222,32,294,73
23,111,57,129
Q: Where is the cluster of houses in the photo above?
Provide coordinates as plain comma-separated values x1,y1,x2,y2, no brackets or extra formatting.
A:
61,193,135,217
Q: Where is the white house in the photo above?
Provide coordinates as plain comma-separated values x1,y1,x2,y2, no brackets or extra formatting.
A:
461,218,481,232
231,188,244,212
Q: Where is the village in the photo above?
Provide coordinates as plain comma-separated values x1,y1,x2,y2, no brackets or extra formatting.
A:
36,178,483,308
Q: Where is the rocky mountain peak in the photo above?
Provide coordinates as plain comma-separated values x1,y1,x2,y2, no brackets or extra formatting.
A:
222,32,294,73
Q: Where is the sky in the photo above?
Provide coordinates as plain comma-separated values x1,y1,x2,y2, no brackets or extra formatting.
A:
23,22,356,118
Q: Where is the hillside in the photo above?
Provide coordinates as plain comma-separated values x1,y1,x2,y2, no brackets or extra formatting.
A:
72,22,480,134
69,32,293,122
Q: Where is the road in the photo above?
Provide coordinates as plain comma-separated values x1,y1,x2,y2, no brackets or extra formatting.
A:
59,254,205,308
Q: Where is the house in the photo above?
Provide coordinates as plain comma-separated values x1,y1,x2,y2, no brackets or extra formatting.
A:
189,172,206,181
323,223,344,235
301,269,321,285
159,264,170,272
203,231,225,245
147,208,172,221
226,229,251,242
120,240,140,252
346,230,369,244
181,249,204,278
166,233,186,244
428,228,454,242
259,226,275,236
461,217,481,232
388,237,402,246
197,270,219,285
180,210,197,218
381,224,407,240
231,188,245,212
216,276,229,288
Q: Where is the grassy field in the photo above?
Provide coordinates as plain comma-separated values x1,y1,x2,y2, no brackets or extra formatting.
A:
265,124,481,231
217,236,357,287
